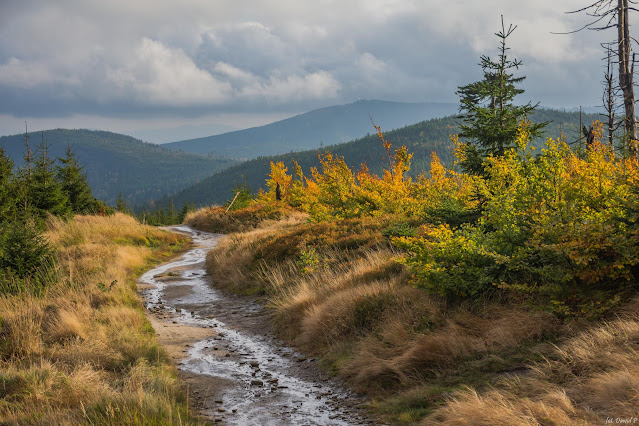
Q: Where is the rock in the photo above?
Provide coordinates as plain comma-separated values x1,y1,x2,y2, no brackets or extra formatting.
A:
249,361,259,368
217,407,225,413
251,379,263,386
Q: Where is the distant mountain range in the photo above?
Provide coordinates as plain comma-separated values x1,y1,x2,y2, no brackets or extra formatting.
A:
163,100,459,159
0,129,235,206
155,108,601,209
0,101,604,211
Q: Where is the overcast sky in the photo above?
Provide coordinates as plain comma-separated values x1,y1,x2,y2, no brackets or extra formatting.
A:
0,0,614,142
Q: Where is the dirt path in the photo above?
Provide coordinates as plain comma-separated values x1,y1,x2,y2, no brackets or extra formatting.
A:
138,226,376,425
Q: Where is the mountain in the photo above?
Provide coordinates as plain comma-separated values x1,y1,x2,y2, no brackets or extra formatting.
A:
0,129,236,206
163,100,458,159
156,108,602,208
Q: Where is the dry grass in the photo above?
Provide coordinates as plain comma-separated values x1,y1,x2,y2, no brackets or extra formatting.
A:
185,204,297,234
203,210,309,294
199,214,570,423
0,213,201,424
196,210,639,424
423,298,639,424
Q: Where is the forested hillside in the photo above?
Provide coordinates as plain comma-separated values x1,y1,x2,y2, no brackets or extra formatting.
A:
158,108,600,208
0,129,236,206
163,100,458,159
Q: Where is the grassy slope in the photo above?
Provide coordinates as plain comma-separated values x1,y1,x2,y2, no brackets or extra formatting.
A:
187,207,639,424
0,213,205,425
161,109,600,208
0,129,236,206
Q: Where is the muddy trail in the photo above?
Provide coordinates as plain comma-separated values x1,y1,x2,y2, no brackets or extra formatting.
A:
138,226,376,425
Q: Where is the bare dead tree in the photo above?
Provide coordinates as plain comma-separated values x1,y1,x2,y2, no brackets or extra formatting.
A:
559,0,638,153
617,0,637,150
602,42,624,147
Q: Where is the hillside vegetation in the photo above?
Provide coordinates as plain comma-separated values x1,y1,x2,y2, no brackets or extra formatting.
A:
0,213,204,424
163,108,600,208
187,122,639,423
0,129,235,206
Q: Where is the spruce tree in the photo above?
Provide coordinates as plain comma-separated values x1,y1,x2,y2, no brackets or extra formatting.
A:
177,201,193,224
0,127,56,294
456,17,546,174
30,134,70,219
168,198,176,224
116,192,128,213
0,217,52,279
56,145,95,213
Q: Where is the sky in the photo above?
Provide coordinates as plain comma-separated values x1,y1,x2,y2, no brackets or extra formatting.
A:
0,0,613,143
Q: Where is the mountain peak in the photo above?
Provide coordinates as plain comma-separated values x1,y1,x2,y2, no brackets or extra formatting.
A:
163,100,458,160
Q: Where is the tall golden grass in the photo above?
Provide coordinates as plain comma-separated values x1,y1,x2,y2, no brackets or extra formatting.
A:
0,213,202,424
424,304,639,424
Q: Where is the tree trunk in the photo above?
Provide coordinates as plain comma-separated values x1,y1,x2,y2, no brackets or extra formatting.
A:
618,0,637,152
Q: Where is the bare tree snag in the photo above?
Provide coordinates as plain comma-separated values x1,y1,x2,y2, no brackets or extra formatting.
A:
562,1,637,154
618,0,637,150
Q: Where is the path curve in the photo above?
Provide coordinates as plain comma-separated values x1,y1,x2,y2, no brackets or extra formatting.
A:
138,225,374,425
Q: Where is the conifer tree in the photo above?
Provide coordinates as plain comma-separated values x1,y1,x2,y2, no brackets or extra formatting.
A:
0,217,52,279
457,17,546,173
116,192,128,213
56,145,95,213
0,127,57,293
29,134,69,219
177,201,193,224
168,198,176,224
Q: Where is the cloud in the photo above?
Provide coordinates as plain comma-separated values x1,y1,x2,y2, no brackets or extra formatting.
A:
0,58,78,88
240,71,342,103
104,38,232,106
0,0,615,130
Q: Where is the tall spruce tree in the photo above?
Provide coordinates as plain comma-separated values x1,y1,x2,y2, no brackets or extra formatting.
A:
0,128,55,290
56,145,95,213
457,17,546,174
30,134,69,219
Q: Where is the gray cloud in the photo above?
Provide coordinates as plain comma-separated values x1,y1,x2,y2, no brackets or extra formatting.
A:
0,0,616,138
